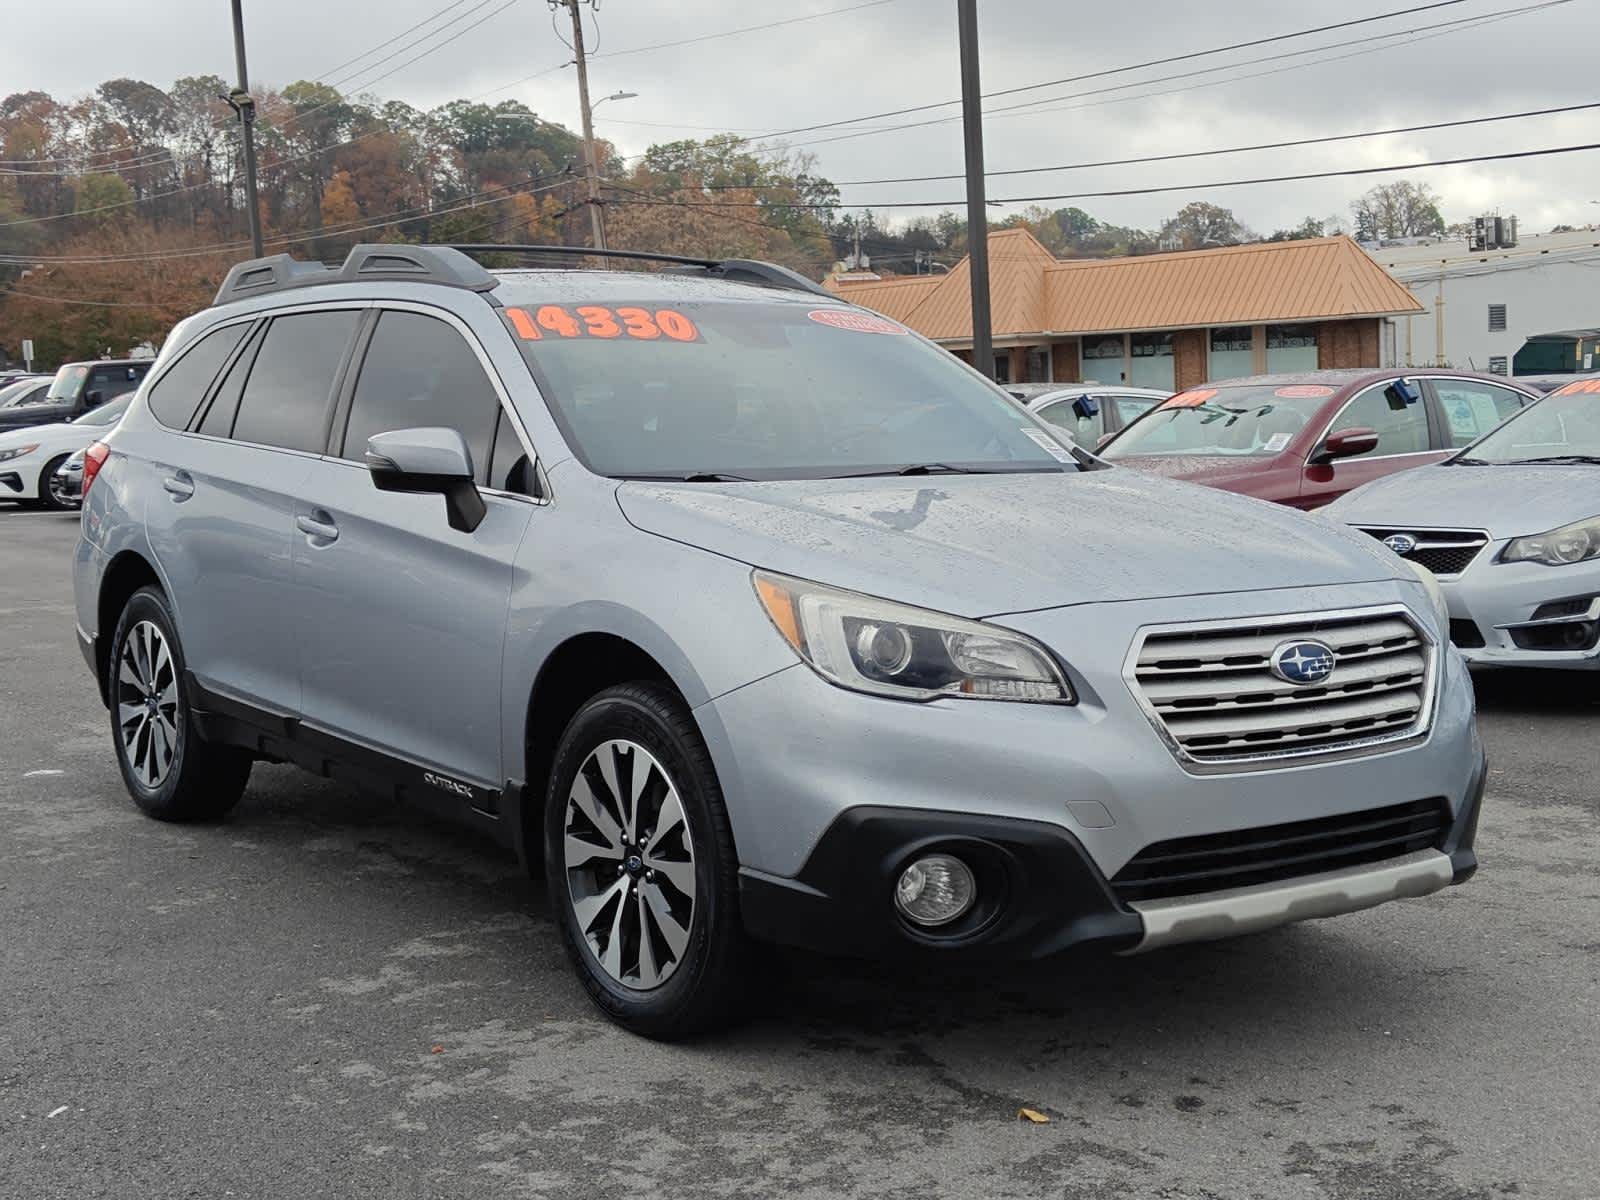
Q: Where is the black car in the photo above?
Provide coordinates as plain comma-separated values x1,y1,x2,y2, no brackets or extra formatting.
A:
0,358,151,432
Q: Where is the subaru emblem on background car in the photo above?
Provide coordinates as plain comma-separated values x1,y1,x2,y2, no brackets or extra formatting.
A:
1270,640,1338,685
1383,533,1419,556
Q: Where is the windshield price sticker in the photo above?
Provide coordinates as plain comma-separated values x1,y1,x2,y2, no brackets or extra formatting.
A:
1020,427,1075,462
1263,432,1292,452
1273,384,1335,399
807,309,908,335
505,305,702,343
1162,389,1216,409
1553,378,1600,396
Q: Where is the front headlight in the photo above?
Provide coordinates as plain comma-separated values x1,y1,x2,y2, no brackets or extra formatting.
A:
753,571,1074,704
0,443,40,463
1401,559,1450,632
1501,516,1600,566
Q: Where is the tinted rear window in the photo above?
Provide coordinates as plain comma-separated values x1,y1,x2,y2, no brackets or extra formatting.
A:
231,312,358,452
147,323,251,429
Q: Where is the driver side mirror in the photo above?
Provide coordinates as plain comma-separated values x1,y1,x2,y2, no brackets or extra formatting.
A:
84,389,104,406
364,427,486,533
1314,426,1380,464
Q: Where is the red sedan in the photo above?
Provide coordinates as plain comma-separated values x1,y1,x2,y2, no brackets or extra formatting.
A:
1098,368,1541,509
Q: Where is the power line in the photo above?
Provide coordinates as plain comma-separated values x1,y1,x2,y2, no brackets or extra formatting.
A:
603,140,1600,210
592,0,905,58
703,99,1600,191
676,0,1481,150
309,0,482,86
749,0,1566,159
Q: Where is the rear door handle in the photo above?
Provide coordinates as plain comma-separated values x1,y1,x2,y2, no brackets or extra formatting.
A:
162,471,195,500
296,511,339,544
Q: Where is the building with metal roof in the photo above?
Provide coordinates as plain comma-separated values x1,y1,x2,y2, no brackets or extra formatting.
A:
826,228,1426,391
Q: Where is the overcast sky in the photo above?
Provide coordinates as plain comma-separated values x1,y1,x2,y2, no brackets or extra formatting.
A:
4,0,1598,237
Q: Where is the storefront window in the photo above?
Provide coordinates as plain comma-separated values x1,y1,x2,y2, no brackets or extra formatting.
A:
1026,347,1050,383
1128,332,1174,391
992,353,1011,384
1208,326,1254,380
1266,324,1318,373
1081,334,1125,383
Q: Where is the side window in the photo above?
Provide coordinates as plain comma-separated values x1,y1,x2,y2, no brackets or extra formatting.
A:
231,311,359,452
488,408,535,494
1433,380,1529,448
1113,396,1158,428
88,364,144,405
147,324,250,429
341,311,499,481
1328,382,1429,457
197,325,263,438
1034,398,1097,444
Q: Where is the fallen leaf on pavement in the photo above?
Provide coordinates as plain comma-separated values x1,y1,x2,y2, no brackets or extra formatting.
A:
1018,1108,1050,1124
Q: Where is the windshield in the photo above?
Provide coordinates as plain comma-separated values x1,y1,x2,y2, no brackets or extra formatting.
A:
1102,384,1334,458
498,292,1076,480
45,364,88,403
1458,388,1600,463
0,379,41,407
71,394,133,427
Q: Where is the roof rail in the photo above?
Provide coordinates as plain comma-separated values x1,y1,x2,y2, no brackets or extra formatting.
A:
212,244,498,306
444,244,833,298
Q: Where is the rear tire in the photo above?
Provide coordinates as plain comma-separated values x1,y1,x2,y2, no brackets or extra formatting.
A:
108,586,253,822
37,454,71,511
544,682,748,1038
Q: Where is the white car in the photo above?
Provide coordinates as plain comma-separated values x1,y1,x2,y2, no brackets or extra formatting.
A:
0,393,132,509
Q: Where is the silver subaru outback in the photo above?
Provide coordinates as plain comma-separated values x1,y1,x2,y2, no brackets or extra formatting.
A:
73,244,1484,1037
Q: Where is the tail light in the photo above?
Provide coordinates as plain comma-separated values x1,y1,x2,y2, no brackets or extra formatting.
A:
82,441,111,498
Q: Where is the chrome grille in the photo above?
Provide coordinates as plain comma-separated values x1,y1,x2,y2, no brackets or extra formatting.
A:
1359,527,1489,576
1128,608,1436,769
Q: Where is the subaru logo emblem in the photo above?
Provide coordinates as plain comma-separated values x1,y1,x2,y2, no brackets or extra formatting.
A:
1270,640,1337,686
1382,533,1418,556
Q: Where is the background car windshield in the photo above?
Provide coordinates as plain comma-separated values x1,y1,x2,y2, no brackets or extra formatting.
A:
1103,385,1331,458
45,365,88,402
500,294,1071,478
72,394,133,426
1464,393,1600,462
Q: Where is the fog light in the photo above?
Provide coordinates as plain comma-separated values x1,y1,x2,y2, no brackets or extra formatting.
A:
894,854,976,927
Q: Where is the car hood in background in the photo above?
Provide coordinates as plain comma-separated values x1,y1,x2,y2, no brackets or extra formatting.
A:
617,470,1401,617
1326,464,1600,539
0,419,74,446
1100,453,1293,488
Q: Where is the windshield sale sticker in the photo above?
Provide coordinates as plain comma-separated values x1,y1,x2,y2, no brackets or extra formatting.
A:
1162,389,1217,409
504,305,702,343
1553,378,1600,396
806,309,907,335
1020,427,1076,462
1273,385,1336,398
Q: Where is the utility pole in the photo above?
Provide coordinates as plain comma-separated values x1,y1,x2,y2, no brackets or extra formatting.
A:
557,0,606,250
228,0,264,258
956,0,992,379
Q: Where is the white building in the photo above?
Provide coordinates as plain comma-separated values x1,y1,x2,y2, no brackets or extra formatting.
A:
1373,227,1600,377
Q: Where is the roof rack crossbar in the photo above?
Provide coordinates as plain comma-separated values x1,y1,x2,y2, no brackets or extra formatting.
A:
445,244,833,298
212,244,498,306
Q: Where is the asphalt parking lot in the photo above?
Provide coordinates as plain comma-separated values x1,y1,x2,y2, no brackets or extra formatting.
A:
1,509,1596,1200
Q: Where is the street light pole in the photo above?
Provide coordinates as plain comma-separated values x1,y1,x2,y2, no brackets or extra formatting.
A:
559,0,607,251
229,0,264,258
956,0,993,380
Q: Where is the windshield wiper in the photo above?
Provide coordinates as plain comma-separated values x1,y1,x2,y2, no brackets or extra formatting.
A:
831,462,1065,478
613,471,756,482
1447,456,1493,466
1506,454,1600,466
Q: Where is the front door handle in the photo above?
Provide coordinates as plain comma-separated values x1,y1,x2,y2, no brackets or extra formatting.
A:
296,512,339,544
162,472,195,500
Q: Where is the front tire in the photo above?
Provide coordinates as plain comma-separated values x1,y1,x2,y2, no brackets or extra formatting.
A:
37,454,72,510
544,682,747,1038
108,586,253,822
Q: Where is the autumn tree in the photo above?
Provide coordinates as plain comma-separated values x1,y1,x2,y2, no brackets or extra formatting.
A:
1351,180,1445,240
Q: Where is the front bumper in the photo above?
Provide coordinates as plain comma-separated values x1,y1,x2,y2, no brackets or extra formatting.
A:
1443,553,1600,670
740,757,1483,959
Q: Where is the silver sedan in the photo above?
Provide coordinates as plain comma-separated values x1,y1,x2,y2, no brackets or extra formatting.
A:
1326,385,1600,669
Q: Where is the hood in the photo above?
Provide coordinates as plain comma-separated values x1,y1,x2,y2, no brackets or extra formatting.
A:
1326,463,1600,539
1104,453,1285,488
0,419,71,446
616,469,1402,618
